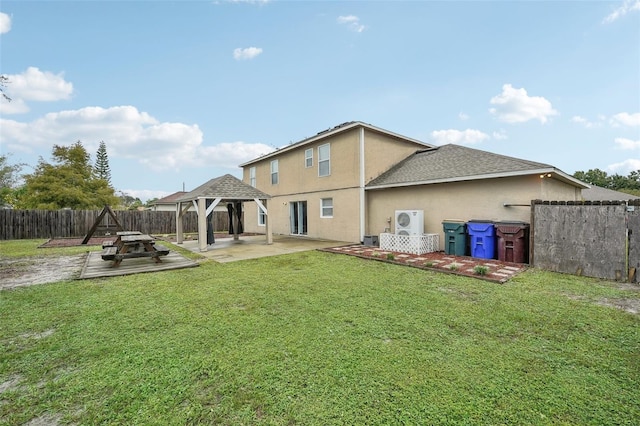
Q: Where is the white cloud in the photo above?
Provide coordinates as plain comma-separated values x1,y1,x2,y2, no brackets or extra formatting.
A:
614,137,640,150
492,129,508,140
603,0,640,24
608,158,640,174
0,12,10,34
431,129,490,145
337,15,366,33
0,105,275,171
233,47,263,60
0,67,73,114
571,115,602,129
489,84,558,124
610,112,640,127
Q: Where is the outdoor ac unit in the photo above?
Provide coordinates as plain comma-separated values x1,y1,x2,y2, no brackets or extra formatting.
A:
395,210,424,236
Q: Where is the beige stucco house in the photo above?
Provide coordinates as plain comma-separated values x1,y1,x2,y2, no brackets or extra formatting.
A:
240,121,588,244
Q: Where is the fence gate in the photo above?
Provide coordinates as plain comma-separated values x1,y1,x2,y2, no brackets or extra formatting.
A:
532,202,630,281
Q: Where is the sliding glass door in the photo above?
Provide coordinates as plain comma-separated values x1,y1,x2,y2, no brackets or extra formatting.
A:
289,201,307,235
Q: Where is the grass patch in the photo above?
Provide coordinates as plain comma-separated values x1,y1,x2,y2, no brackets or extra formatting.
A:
474,265,489,275
0,247,639,424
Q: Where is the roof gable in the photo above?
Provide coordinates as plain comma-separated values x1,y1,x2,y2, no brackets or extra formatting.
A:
240,121,433,167
367,144,586,188
151,191,187,205
176,174,271,202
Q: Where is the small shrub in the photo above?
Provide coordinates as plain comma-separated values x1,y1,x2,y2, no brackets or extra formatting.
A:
449,263,460,271
474,265,489,275
424,261,435,268
371,252,380,258
386,253,395,261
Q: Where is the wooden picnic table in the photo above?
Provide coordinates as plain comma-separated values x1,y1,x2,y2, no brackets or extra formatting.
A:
101,232,169,266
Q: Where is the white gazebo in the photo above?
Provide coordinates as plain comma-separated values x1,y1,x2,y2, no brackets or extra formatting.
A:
175,174,272,252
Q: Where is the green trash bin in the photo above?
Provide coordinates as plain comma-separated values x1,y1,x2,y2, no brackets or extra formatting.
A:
442,220,467,256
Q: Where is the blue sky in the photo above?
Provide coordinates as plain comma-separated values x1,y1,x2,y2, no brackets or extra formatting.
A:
1,0,639,202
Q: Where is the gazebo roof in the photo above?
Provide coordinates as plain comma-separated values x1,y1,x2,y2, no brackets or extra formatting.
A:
176,174,271,202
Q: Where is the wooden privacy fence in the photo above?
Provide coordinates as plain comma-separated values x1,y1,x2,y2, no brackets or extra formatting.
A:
0,209,230,240
531,200,640,282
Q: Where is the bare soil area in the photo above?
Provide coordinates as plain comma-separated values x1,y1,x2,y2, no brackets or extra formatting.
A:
0,254,87,290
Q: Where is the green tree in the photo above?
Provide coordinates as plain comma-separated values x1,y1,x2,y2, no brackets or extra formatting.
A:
117,192,143,210
94,141,112,184
17,141,119,209
573,168,611,188
0,153,24,207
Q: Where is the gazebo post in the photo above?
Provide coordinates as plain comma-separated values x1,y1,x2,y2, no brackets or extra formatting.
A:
198,197,208,252
176,201,184,244
265,199,273,245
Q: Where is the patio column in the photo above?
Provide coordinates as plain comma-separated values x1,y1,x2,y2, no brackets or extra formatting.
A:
176,201,183,244
265,199,272,245
198,197,208,252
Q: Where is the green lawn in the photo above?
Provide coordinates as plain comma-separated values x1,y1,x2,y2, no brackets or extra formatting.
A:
1,240,639,425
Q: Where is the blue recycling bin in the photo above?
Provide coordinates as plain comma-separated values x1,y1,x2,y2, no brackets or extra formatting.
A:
467,220,496,259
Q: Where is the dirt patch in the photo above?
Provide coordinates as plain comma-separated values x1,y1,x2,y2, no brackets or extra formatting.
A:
0,254,87,290
597,298,640,315
38,237,114,248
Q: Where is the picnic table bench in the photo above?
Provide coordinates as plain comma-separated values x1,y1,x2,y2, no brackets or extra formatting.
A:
101,232,169,266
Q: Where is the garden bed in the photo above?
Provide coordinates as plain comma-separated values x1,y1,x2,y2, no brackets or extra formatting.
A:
323,244,527,283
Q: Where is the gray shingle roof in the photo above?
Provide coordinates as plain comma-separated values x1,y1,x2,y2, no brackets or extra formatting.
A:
151,191,187,205
581,185,640,201
176,174,271,202
366,144,574,187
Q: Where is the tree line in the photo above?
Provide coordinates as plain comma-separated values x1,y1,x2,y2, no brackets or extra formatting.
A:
573,169,640,197
1,141,157,210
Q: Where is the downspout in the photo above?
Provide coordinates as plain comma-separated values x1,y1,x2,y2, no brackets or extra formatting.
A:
359,127,366,242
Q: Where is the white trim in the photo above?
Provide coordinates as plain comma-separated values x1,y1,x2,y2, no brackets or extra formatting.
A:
320,197,333,218
255,198,267,215
359,127,365,242
305,148,313,168
206,197,222,216
318,143,330,177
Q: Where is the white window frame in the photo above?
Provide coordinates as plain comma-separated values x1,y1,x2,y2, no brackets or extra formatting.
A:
320,198,333,218
270,160,279,185
305,148,313,168
258,205,266,226
249,166,256,187
318,143,330,177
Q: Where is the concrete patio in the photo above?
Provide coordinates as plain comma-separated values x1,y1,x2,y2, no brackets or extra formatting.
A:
177,234,351,263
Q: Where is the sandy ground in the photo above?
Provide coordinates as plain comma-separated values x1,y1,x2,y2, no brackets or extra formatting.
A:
0,254,87,290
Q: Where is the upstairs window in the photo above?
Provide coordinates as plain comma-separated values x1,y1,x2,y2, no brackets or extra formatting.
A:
318,143,330,177
305,148,313,168
249,167,256,187
270,160,279,185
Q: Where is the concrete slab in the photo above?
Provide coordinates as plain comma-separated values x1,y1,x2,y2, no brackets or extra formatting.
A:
178,234,351,263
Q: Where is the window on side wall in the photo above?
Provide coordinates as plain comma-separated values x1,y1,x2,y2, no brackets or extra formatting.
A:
249,167,256,187
305,148,313,168
320,198,333,218
258,206,266,226
271,160,278,185
318,143,330,177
